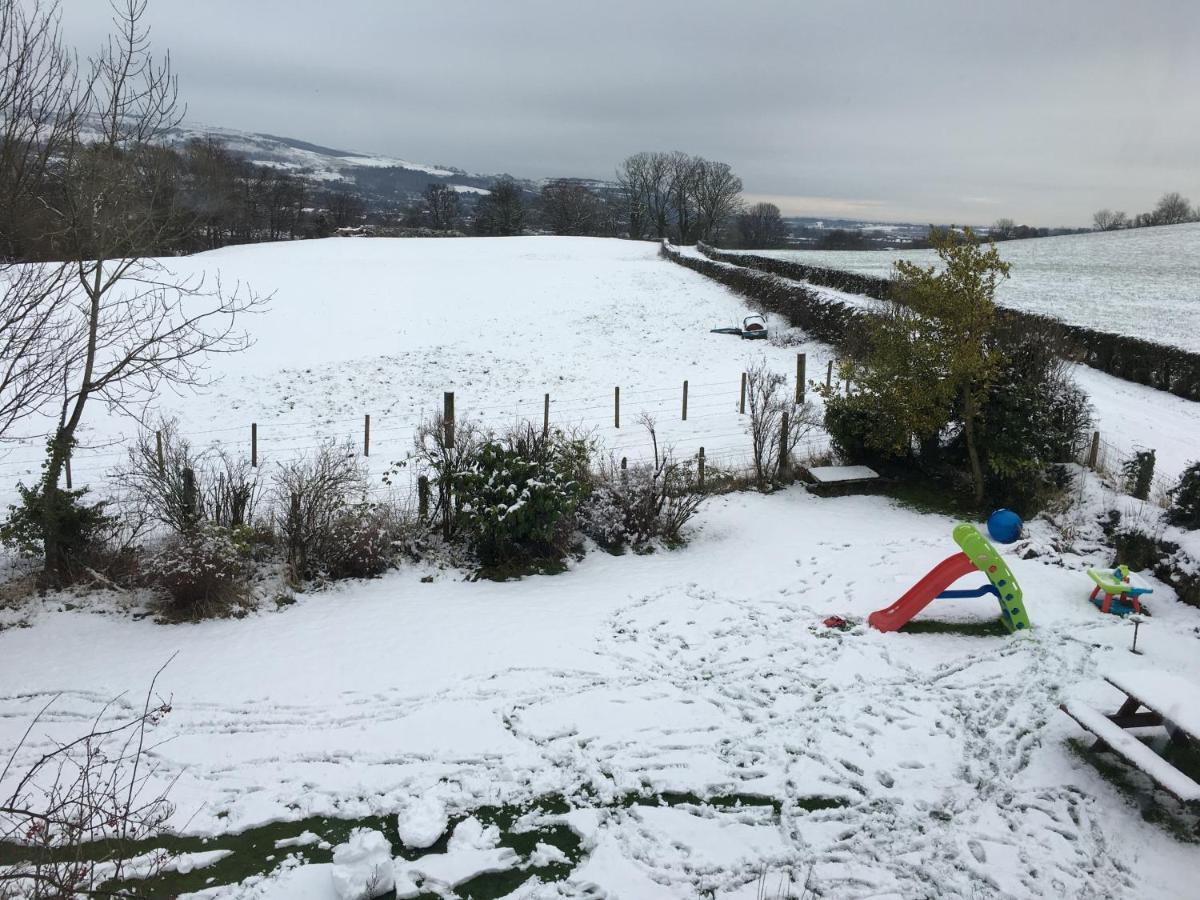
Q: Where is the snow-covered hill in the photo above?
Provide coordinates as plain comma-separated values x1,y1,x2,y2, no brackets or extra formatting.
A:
162,122,503,201
757,222,1200,352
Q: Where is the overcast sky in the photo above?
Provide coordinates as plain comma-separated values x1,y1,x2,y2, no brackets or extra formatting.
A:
60,0,1200,226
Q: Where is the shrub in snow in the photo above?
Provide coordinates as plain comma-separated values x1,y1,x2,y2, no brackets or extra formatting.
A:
273,441,371,582
457,424,591,567
744,359,822,489
581,415,704,551
322,503,402,580
116,419,263,535
822,393,908,469
1,479,110,570
975,323,1093,512
413,412,483,540
1121,449,1157,502
1168,462,1200,530
147,524,250,619
330,828,395,900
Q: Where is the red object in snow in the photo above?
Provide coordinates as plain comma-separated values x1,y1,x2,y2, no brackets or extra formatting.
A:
823,616,848,628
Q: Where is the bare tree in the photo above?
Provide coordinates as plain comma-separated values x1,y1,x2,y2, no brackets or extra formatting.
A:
31,0,267,581
1092,209,1127,231
991,218,1015,240
539,179,600,235
0,665,176,899
1152,191,1193,226
325,189,366,228
666,151,699,243
474,176,525,235
744,359,820,489
0,0,80,260
614,153,649,239
0,0,82,441
737,202,787,248
423,182,460,231
692,158,743,244
0,265,80,442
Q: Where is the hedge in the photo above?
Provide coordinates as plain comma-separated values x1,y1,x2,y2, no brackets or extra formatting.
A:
694,243,1200,401
660,241,869,353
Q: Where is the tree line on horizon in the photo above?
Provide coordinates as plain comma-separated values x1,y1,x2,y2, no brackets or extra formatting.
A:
1092,191,1198,232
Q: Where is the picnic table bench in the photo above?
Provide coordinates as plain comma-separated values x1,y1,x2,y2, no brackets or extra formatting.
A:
1060,670,1200,803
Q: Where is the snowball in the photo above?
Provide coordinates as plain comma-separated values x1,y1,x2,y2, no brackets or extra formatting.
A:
447,816,500,852
397,795,449,850
330,828,395,900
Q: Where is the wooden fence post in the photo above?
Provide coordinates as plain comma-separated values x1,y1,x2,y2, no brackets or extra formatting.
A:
779,410,790,480
363,414,370,457
417,475,430,521
251,423,257,468
682,380,689,421
698,447,706,489
543,393,550,437
826,360,833,388
1088,431,1100,469
621,456,627,484
444,391,455,449
614,386,620,428
845,375,852,396
182,467,197,528
796,353,806,405
156,429,164,475
739,372,747,415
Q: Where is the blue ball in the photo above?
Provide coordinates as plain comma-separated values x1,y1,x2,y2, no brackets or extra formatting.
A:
987,508,1022,544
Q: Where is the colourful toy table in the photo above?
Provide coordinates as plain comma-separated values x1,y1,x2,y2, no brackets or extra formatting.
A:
1087,566,1152,616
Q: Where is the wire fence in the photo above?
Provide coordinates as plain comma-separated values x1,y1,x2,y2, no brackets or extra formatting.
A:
0,369,835,509
1076,429,1181,507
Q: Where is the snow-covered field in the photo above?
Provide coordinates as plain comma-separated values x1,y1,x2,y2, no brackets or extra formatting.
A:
0,237,832,511
757,223,1200,352
2,236,1200,898
2,236,1194,510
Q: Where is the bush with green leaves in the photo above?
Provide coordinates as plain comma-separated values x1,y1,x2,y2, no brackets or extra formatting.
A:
457,425,591,567
974,323,1092,512
1,482,109,568
1168,462,1200,530
822,392,910,469
1121,449,1156,502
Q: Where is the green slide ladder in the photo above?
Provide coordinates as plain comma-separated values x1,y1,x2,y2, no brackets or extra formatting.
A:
952,523,1030,632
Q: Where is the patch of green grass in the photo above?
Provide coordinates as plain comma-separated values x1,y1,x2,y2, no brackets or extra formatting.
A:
0,789,837,897
900,618,1009,637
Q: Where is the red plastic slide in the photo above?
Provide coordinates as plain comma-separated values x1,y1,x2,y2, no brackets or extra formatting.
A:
868,551,977,632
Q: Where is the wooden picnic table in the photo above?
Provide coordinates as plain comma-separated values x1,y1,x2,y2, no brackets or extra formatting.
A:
1060,669,1200,803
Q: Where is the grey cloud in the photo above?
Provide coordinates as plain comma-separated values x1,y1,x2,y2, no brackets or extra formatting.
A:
57,0,1200,225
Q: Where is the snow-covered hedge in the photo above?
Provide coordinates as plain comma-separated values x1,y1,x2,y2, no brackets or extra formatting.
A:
698,243,1200,401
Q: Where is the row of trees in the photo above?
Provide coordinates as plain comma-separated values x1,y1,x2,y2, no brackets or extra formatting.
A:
403,173,789,249
616,151,746,244
1093,192,1197,232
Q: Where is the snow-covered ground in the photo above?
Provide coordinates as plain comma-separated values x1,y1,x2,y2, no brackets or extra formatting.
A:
757,223,1200,352
2,236,1200,898
2,484,1199,898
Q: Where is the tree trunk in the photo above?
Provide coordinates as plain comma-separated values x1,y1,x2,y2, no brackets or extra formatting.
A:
39,427,73,585
961,386,985,506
